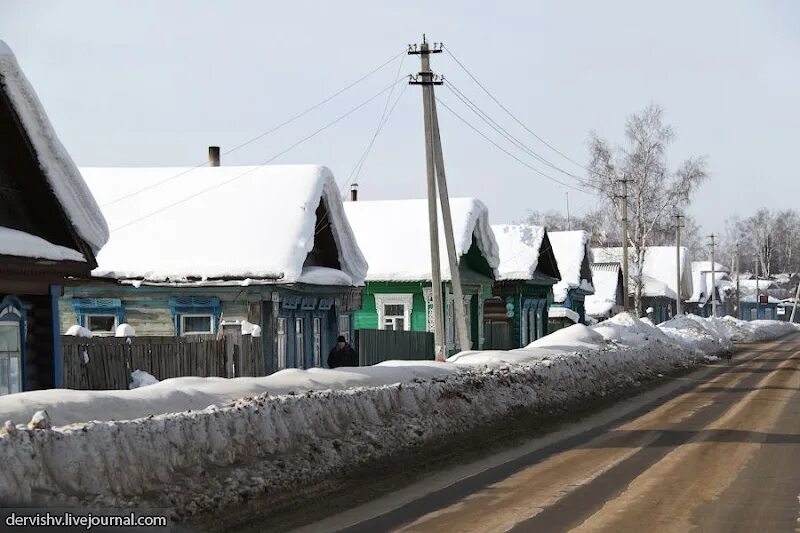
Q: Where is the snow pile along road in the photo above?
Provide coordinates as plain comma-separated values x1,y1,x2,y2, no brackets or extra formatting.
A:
0,313,795,517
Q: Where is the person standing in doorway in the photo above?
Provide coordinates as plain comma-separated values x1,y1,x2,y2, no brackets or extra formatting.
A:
328,335,358,368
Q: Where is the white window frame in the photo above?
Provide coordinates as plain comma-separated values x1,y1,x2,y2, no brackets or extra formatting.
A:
313,317,322,367
338,314,351,343
375,294,413,331
276,317,287,368
180,314,214,335
85,314,118,335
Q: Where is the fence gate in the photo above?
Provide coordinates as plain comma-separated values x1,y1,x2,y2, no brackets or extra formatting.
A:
355,329,435,366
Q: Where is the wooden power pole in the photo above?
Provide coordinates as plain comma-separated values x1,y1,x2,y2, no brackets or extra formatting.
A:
708,234,717,317
618,176,631,312
675,212,684,315
409,35,470,358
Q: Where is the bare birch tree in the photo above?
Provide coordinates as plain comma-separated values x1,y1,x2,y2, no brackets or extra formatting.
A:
587,104,708,315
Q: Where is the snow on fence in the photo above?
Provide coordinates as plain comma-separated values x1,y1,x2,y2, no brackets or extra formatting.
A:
61,336,227,389
355,328,435,365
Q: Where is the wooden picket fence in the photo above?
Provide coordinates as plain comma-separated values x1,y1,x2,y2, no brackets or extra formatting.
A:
62,336,228,390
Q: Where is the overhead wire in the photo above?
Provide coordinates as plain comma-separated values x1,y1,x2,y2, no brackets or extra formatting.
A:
435,95,593,194
101,50,407,208
111,76,407,233
443,44,591,173
444,79,588,184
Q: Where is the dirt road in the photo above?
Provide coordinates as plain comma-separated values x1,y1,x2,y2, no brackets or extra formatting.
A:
302,334,800,533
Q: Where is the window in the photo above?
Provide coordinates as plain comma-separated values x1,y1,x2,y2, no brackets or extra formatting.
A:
0,323,21,396
295,318,304,368
383,304,405,330
72,298,124,333
86,314,117,334
313,317,322,367
750,308,758,321
181,315,213,335
338,314,351,343
276,318,287,368
375,294,413,331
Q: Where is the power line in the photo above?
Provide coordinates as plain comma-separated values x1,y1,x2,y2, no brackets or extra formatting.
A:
443,44,590,172
340,82,409,192
444,79,589,185
435,96,593,194
342,53,408,190
102,50,406,208
111,77,407,233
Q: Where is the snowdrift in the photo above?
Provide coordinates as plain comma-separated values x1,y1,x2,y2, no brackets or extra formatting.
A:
0,313,795,516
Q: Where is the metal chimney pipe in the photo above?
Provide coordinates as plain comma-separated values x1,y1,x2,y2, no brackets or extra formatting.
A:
208,146,220,167
350,182,359,201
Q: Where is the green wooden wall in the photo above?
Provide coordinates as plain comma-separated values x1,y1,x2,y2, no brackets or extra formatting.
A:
354,281,429,331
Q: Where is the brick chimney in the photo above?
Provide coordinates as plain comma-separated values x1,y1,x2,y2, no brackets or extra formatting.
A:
208,146,220,167
350,182,359,201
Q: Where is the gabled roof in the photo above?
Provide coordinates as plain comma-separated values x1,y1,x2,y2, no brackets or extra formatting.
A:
82,165,367,286
0,41,108,258
585,262,622,317
549,230,594,303
592,246,691,300
491,224,560,281
344,198,499,282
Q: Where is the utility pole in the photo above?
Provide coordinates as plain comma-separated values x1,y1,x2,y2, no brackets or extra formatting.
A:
790,279,800,323
618,176,631,311
675,212,684,315
566,192,571,230
754,256,760,320
409,35,469,358
708,234,717,317
735,242,740,318
429,71,471,353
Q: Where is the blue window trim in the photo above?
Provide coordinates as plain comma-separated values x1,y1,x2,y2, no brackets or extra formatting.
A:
0,295,27,392
71,298,125,329
169,296,221,335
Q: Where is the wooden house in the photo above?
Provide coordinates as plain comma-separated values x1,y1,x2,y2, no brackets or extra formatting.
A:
60,164,367,372
548,231,594,329
483,224,560,349
736,279,781,320
685,261,732,317
585,262,624,321
344,198,499,355
0,41,109,395
593,246,692,323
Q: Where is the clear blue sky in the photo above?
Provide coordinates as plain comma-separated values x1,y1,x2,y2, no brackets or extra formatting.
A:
2,1,798,235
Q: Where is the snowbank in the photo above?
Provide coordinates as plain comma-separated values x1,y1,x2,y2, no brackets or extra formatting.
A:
0,339,696,516
64,325,92,338
0,312,795,516
129,370,158,389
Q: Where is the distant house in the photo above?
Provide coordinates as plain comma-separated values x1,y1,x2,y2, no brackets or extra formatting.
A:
685,261,732,317
548,231,594,329
344,198,499,355
60,164,367,371
484,224,561,349
593,246,691,323
0,41,109,395
585,262,624,321
736,279,781,320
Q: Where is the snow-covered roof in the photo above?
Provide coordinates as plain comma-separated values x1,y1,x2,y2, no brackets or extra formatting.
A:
0,226,85,262
491,224,546,280
549,230,594,303
592,246,691,300
0,41,108,254
585,263,621,317
692,261,729,274
687,265,731,304
548,306,580,323
344,198,499,282
82,165,367,286
736,279,778,290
